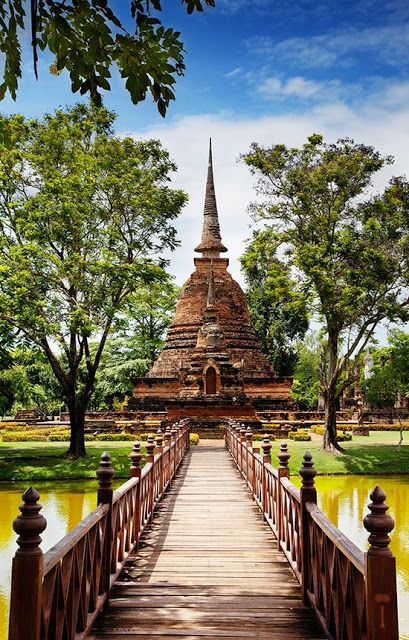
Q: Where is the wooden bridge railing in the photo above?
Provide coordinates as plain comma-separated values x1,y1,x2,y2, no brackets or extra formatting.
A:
225,422,399,640
8,421,190,640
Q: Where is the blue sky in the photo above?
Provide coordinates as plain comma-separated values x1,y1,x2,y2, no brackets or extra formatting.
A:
2,0,409,291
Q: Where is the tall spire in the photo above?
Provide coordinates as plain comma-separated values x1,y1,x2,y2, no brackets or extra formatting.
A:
194,139,228,257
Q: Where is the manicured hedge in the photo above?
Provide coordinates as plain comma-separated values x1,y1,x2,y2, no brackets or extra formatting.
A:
289,430,311,441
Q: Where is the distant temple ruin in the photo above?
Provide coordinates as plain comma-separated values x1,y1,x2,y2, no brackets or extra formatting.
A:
129,141,292,428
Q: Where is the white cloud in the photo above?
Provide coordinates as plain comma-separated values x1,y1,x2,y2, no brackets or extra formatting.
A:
225,67,243,79
246,23,409,70
126,89,409,289
257,76,323,99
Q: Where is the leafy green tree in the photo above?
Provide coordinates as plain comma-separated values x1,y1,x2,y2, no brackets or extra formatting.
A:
0,321,15,414
0,0,215,114
242,134,409,451
1,346,64,417
240,228,308,375
291,333,321,410
0,103,187,456
361,329,409,447
92,276,179,407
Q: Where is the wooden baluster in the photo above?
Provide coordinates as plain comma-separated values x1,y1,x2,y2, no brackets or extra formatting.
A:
277,442,290,549
96,452,115,594
164,426,172,487
129,441,142,548
8,487,47,640
299,451,317,606
261,434,272,518
156,428,164,498
363,486,399,640
146,435,156,521
171,426,178,477
245,426,253,490
240,426,246,476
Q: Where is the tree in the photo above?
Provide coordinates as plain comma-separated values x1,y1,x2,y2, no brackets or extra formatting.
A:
0,0,215,114
242,134,409,451
0,345,64,417
291,333,321,410
0,321,16,414
240,227,308,375
361,329,409,448
0,103,187,456
92,276,179,408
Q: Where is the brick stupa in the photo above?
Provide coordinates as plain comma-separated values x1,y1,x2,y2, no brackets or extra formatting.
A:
129,141,292,428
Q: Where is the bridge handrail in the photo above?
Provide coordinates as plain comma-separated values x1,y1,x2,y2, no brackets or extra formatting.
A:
225,422,399,640
8,422,190,640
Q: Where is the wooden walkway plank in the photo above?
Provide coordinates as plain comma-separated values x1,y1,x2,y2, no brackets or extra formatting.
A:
91,446,326,639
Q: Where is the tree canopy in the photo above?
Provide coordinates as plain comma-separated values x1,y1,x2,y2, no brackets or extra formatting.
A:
240,227,308,375
242,134,409,451
0,0,215,114
0,103,187,455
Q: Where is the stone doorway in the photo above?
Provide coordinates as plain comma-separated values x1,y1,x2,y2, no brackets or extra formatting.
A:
205,366,217,394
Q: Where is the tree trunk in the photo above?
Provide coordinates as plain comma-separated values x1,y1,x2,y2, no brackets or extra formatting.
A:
323,330,343,452
66,400,86,458
323,387,342,452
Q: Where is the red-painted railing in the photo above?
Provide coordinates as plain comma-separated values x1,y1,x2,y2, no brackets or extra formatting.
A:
8,422,190,640
225,422,399,640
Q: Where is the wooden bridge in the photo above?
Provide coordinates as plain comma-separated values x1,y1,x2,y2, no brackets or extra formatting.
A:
8,423,399,640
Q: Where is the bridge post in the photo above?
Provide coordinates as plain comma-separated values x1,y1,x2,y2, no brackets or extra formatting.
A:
240,426,246,477
277,442,290,549
261,434,272,518
146,435,156,521
364,486,399,640
171,426,178,477
299,451,317,606
164,427,172,486
97,452,115,596
130,441,142,548
8,487,46,640
245,426,253,489
156,429,164,498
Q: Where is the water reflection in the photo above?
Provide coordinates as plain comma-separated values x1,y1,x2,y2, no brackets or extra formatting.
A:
294,475,409,639
0,481,96,639
1,476,408,639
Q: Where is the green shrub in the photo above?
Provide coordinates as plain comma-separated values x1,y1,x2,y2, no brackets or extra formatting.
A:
337,431,352,441
2,433,48,442
189,433,200,445
311,425,352,441
95,432,135,441
0,421,29,431
252,433,276,441
48,433,70,441
289,430,311,441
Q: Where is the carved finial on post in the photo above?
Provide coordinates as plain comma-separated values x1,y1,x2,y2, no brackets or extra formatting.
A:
164,425,172,447
9,487,47,640
240,425,246,442
156,428,164,452
97,452,115,505
299,451,317,489
96,453,114,595
363,486,399,640
299,452,317,606
171,425,177,444
245,426,253,448
278,442,290,472
261,434,272,463
364,486,394,557
129,441,142,478
146,434,156,463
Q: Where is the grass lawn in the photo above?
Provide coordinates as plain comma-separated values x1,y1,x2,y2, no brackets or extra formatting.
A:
1,431,409,481
0,441,144,481
263,431,409,476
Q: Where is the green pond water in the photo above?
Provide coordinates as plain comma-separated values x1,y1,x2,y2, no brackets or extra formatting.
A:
0,476,408,638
